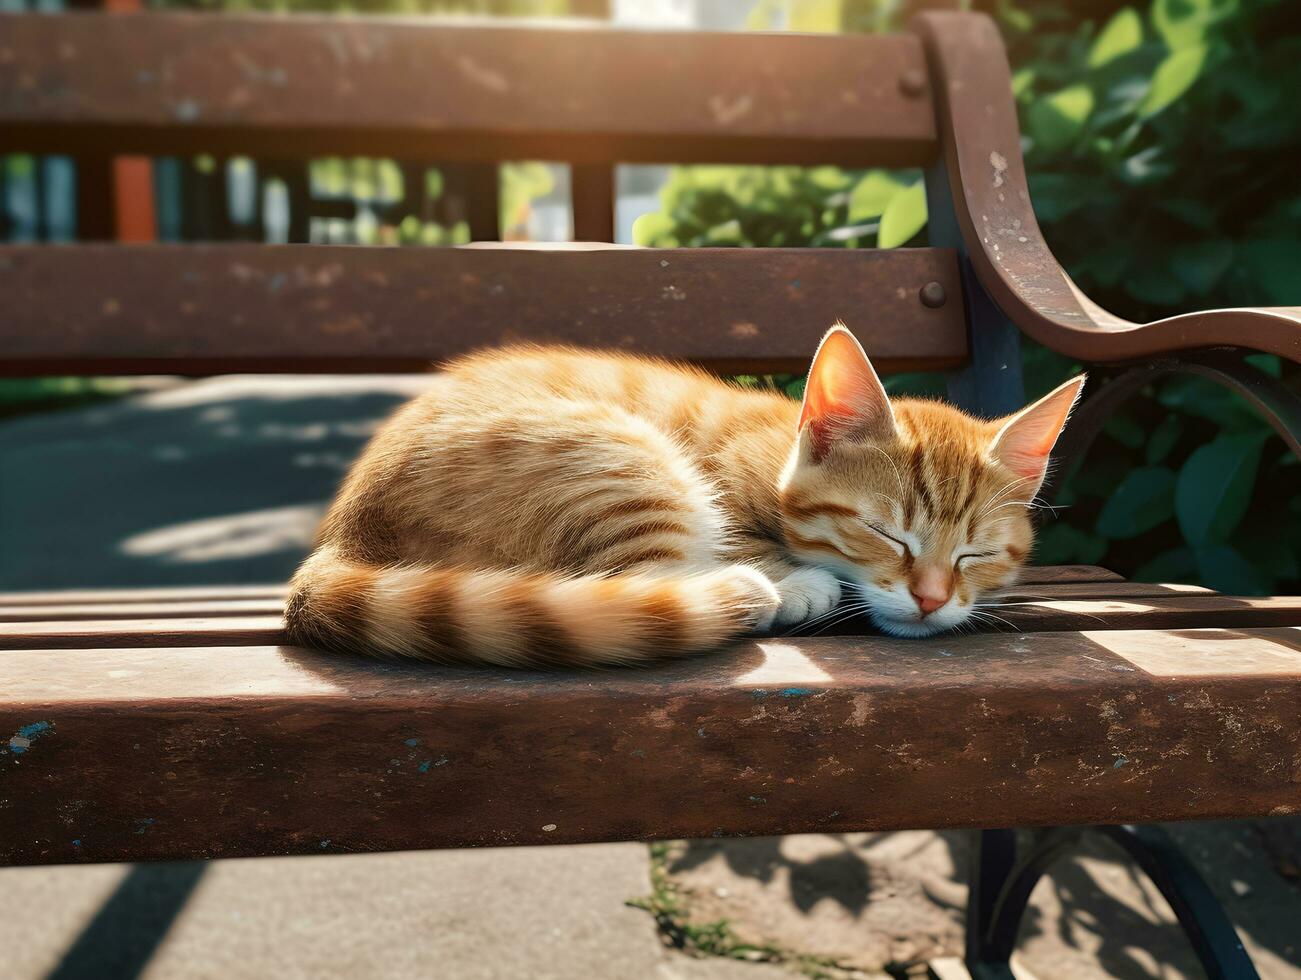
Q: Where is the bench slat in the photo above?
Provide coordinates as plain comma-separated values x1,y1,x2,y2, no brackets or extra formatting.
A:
0,600,289,622
0,616,285,649
0,244,965,376
0,582,1197,623
811,595,1301,635
992,581,1211,601
4,629,1299,866
5,594,1301,647
1014,565,1123,584
0,13,936,166
0,569,1124,607
0,585,289,607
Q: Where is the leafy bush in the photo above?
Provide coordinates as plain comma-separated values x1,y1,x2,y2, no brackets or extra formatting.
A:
632,166,926,250
1006,0,1300,592
1007,0,1301,318
633,0,1301,593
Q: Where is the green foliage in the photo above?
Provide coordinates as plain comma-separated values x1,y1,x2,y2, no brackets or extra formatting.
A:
1088,7,1143,66
1006,0,1300,320
1174,434,1263,543
1096,466,1177,538
0,378,142,421
1002,0,1300,593
632,165,925,250
499,162,555,236
876,180,927,249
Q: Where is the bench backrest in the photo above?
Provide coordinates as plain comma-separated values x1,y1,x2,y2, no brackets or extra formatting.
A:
0,11,979,380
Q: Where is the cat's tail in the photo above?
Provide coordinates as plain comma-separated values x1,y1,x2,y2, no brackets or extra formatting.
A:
284,550,780,667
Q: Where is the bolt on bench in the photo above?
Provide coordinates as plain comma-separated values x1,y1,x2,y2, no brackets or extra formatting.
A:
2,10,1300,978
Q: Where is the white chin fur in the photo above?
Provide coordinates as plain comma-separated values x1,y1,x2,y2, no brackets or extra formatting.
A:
870,611,956,638
847,581,971,638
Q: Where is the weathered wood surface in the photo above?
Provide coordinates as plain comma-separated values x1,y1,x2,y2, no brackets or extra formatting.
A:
993,581,1210,601
0,616,285,649
0,584,289,606
1013,565,1123,584
0,599,288,622
0,13,936,165
4,627,1300,866
913,11,1301,363
0,244,966,376
0,580,1199,623
6,593,1301,648
0,568,1123,608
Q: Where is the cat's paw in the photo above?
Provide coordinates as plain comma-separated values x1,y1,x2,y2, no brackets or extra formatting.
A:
769,567,841,627
711,564,782,632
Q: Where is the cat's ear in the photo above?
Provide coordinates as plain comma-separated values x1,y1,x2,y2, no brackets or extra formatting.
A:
988,375,1086,493
797,323,895,461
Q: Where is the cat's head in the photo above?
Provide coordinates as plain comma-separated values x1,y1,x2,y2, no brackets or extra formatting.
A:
777,324,1084,637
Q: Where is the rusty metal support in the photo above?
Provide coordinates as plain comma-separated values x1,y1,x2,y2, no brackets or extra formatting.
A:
966,826,1260,980
1042,350,1301,504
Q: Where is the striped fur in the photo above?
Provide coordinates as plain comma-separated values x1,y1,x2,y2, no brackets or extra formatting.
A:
287,549,777,667
286,329,1083,664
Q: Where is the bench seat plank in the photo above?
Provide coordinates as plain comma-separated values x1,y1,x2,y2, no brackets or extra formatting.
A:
0,585,291,606
6,593,1301,647
1012,565,1124,584
0,581,1200,623
0,13,936,165
0,599,290,622
0,567,1126,610
3,628,1299,866
0,244,965,376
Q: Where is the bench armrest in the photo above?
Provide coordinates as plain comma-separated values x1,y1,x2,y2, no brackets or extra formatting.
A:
912,11,1301,365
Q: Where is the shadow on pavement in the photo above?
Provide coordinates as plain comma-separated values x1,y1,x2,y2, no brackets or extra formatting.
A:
45,863,208,980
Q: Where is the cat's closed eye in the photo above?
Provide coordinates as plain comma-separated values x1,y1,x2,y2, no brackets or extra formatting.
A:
865,523,910,555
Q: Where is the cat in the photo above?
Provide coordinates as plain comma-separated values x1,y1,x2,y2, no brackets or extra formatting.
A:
285,324,1084,667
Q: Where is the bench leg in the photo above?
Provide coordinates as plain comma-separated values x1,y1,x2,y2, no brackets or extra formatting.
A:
963,825,1260,980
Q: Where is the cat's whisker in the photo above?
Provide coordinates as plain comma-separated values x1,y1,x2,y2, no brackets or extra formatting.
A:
795,596,878,633
967,609,1014,629
974,474,1040,521
865,446,905,495
985,498,1067,517
810,607,885,636
867,490,904,512
990,601,1112,626
967,608,1021,632
792,600,876,635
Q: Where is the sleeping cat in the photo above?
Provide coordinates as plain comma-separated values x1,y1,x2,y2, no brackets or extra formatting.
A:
285,325,1084,666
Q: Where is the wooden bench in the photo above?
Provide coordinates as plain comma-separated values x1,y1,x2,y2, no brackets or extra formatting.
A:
2,10,1299,978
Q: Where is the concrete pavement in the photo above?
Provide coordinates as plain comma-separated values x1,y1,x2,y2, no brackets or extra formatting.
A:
2,844,799,980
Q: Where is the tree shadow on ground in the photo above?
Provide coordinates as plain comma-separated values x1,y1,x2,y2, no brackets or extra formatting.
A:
668,820,1301,977
669,834,876,916
0,383,417,590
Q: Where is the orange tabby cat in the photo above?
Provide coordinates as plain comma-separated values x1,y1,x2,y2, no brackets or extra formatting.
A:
286,325,1084,666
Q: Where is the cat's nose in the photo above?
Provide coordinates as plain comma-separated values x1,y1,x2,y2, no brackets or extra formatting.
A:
911,591,947,615
910,569,952,615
